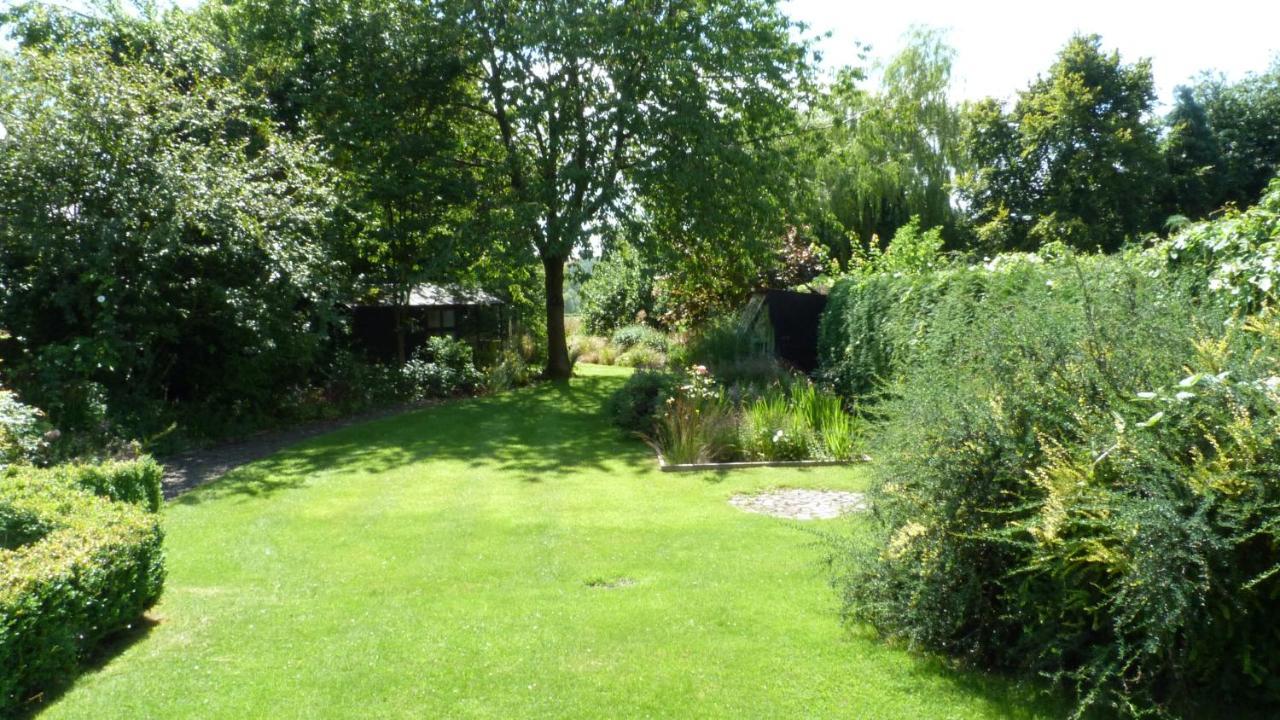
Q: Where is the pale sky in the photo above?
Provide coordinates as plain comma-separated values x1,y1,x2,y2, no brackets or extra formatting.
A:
784,0,1280,106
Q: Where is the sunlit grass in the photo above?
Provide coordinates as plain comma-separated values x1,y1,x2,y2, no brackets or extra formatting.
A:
37,365,1061,719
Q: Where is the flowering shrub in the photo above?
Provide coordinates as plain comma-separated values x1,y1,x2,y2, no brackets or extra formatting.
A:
0,387,48,471
402,337,482,399
1151,176,1280,313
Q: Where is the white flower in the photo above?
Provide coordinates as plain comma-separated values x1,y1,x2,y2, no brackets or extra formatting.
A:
1263,376,1280,390
1175,391,1196,401
97,295,106,303
772,429,785,443
1136,391,1157,400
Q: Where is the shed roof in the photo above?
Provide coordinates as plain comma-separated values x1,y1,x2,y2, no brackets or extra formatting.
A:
359,283,503,308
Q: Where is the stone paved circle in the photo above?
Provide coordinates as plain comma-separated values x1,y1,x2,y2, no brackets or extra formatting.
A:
729,489,868,520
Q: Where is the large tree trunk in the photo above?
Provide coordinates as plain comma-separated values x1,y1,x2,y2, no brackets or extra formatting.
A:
542,254,572,380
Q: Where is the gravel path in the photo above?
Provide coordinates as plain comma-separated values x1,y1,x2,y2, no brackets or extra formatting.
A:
160,403,427,499
729,489,868,520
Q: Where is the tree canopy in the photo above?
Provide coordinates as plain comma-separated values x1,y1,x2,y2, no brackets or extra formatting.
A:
0,37,340,437
807,28,963,265
958,34,1165,252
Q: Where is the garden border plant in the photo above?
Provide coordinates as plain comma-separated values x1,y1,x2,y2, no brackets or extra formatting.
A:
605,364,869,470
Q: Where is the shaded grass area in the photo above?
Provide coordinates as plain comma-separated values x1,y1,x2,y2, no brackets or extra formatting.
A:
37,365,1064,719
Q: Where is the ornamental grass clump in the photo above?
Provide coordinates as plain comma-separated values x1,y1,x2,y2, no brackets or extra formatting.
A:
643,366,737,465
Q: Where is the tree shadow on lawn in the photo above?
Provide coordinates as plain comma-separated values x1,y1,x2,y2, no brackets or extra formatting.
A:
175,374,653,505
16,615,161,720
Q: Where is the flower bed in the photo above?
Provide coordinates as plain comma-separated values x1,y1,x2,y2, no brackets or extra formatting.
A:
608,365,867,467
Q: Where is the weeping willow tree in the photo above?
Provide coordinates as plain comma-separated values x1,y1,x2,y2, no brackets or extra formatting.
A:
808,28,963,266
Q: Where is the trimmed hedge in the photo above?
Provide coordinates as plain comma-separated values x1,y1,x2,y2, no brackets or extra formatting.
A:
0,462,165,715
36,458,165,513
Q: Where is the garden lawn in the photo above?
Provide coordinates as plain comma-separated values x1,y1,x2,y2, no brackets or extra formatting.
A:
37,365,1062,719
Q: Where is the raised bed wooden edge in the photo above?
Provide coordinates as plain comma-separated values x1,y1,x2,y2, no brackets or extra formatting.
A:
657,456,871,473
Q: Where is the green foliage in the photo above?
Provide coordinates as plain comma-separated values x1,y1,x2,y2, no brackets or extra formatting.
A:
740,391,810,461
461,0,814,377
483,351,535,394
0,43,340,441
1192,61,1280,211
643,367,738,464
0,387,47,471
827,222,1280,715
807,28,963,264
876,215,947,273
603,370,680,435
0,472,165,716
401,337,482,399
957,34,1165,252
615,346,666,370
610,325,669,354
739,382,862,462
27,458,165,514
1152,176,1280,315
680,315,790,388
215,0,496,361
580,245,660,336
1161,86,1223,220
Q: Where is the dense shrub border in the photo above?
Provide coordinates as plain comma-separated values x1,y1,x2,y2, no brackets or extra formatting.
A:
822,246,1280,717
0,462,165,715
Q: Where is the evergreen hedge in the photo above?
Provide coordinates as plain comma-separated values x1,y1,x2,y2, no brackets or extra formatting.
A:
0,461,165,715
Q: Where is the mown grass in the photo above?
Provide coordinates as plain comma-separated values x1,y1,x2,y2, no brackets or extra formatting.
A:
36,365,1063,719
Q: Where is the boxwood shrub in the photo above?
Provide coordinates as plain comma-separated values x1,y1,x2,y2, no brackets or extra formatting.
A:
0,463,165,715
35,457,165,513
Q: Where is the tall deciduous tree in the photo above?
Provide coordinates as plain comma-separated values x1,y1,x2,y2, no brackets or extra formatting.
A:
1189,62,1280,212
456,0,812,378
958,34,1166,252
809,28,963,264
1161,86,1223,221
211,0,494,363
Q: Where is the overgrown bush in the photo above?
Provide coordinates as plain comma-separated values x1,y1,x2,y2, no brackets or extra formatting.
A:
484,350,535,393
0,47,342,445
610,324,669,353
0,470,165,715
604,370,680,435
829,245,1280,717
1152,175,1280,315
578,243,660,335
0,387,48,471
401,337,482,399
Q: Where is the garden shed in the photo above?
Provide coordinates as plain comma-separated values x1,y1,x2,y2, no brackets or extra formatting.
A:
741,289,828,372
350,283,508,364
